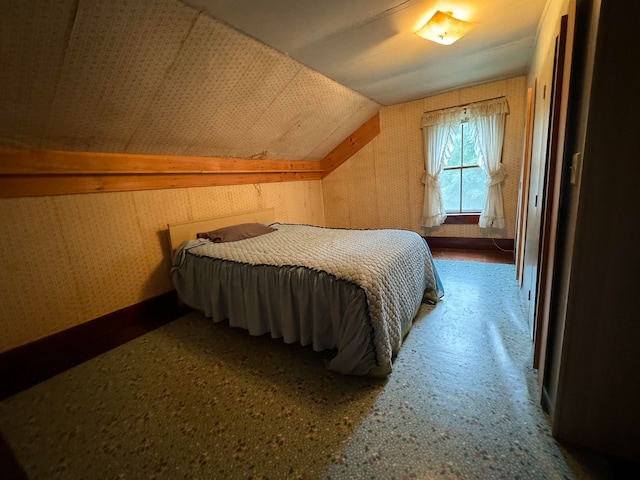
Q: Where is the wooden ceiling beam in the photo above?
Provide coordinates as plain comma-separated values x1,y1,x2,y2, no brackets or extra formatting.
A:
0,149,323,175
320,112,380,177
0,113,380,198
0,172,323,198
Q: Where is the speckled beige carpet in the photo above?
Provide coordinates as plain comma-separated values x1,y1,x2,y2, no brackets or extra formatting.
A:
0,260,613,479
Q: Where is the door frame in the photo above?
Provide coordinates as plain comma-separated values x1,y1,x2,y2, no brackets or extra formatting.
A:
533,13,572,389
515,86,535,287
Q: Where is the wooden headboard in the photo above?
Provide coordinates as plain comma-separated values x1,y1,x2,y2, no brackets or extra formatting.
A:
167,208,275,251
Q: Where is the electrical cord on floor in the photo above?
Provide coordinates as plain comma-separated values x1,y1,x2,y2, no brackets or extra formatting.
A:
492,236,514,253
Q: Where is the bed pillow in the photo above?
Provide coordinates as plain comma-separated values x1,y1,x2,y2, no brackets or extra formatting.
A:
196,222,276,243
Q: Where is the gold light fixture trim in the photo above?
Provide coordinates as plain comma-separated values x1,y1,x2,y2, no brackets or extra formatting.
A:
415,10,475,45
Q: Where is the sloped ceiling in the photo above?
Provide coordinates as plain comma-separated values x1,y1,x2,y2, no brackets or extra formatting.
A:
1,0,547,163
0,0,380,161
184,0,546,106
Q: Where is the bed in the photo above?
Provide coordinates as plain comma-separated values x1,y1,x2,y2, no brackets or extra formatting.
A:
168,209,443,377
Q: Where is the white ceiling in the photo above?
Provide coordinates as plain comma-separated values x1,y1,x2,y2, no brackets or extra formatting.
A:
181,0,547,105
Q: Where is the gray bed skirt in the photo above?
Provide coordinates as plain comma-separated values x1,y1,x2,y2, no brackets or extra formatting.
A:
172,256,383,376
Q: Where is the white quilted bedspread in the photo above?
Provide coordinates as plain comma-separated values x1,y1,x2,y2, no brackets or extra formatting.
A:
179,223,440,374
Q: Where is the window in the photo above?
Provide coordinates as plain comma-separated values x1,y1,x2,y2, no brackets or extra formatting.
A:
420,96,508,229
439,122,485,214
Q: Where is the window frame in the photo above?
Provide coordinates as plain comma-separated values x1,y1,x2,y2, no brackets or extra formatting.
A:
443,213,480,225
441,122,484,218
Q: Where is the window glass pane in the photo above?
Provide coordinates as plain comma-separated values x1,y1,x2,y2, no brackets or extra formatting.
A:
447,124,462,167
462,123,479,166
461,166,485,212
440,169,461,213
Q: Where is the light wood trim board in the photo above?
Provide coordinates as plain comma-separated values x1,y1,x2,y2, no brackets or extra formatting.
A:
320,112,380,178
0,148,323,175
0,114,380,198
167,208,276,252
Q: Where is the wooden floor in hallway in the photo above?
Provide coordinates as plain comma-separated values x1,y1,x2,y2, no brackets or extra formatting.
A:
430,247,515,264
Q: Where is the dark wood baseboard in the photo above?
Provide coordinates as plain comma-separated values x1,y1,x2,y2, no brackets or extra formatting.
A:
0,290,191,401
425,236,515,251
0,430,27,480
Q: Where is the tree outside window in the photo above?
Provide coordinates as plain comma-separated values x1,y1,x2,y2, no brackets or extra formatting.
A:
439,123,485,214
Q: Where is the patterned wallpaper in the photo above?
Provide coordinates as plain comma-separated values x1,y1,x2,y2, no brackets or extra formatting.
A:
322,77,528,239
0,1,525,355
0,0,375,352
0,0,380,159
0,182,324,353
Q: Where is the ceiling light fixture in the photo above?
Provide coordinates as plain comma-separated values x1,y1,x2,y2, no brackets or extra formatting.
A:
415,10,475,45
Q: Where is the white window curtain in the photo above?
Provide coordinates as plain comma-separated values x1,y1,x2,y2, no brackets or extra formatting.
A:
420,107,459,227
468,97,509,229
420,97,509,229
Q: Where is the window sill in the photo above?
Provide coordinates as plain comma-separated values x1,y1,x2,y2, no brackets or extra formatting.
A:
444,214,480,225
